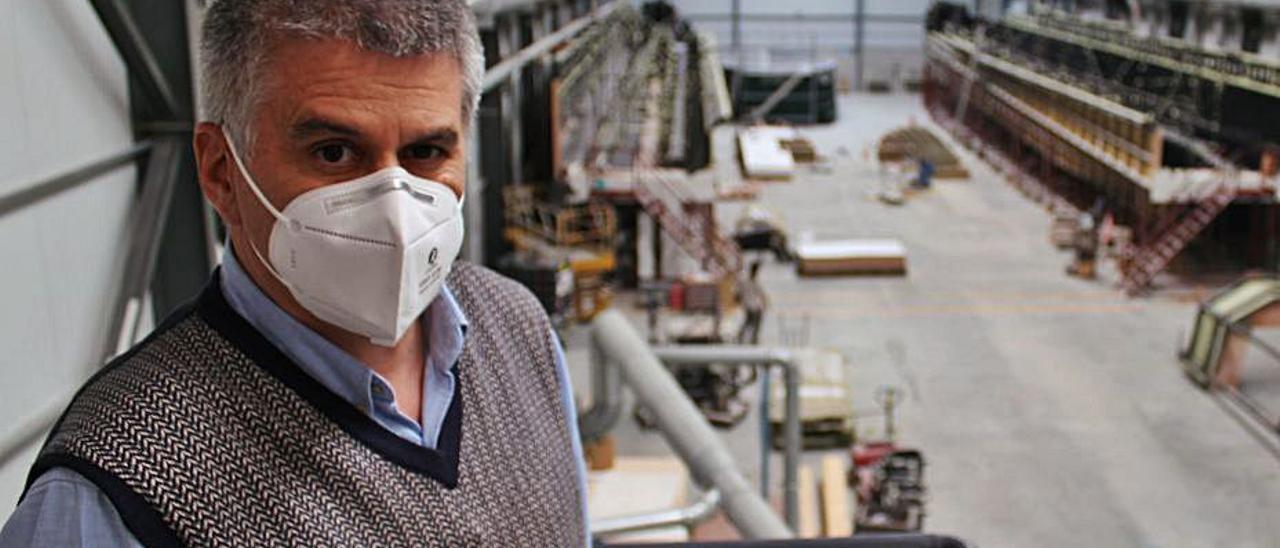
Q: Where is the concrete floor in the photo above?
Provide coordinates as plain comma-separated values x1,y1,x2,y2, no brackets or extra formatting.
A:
566,93,1280,547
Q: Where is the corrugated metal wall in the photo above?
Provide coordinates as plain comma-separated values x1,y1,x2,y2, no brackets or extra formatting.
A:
666,0,933,90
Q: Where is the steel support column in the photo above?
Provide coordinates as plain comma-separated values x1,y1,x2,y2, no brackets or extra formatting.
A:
499,16,524,188
855,0,866,92
89,0,210,355
478,26,508,265
731,0,741,55
103,138,185,361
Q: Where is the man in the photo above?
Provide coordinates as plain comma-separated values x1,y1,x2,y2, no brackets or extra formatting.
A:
0,0,587,545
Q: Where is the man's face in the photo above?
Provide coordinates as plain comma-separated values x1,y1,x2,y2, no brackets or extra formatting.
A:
235,36,465,234
194,37,467,331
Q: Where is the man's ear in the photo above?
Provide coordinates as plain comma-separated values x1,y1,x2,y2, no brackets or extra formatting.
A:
193,122,242,227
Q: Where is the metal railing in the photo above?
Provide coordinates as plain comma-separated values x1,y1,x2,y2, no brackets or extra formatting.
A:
592,488,722,537
651,345,802,533
590,310,794,539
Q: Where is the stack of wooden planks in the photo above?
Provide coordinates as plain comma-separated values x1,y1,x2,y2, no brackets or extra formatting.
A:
877,125,969,179
795,239,909,276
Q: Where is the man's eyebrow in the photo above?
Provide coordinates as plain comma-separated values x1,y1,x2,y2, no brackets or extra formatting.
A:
407,128,460,148
289,118,361,140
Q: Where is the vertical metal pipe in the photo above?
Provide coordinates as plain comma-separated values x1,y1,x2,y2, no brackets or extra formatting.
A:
783,362,801,532
759,367,771,498
578,330,623,442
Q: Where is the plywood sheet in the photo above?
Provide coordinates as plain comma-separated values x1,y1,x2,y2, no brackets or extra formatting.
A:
739,126,796,180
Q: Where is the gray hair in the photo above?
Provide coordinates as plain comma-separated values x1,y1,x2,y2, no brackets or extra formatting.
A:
201,0,485,149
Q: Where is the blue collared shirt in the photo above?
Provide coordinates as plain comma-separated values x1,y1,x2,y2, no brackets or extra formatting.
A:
220,248,465,449
1,249,588,546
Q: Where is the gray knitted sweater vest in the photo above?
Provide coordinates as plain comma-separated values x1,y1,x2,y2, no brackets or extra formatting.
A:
25,262,585,547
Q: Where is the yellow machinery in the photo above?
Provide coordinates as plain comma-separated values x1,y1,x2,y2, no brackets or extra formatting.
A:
504,185,617,321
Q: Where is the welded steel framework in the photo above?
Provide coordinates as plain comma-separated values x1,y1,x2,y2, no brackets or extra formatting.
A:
472,0,621,263
925,35,1162,231
988,12,1280,155
926,9,1280,282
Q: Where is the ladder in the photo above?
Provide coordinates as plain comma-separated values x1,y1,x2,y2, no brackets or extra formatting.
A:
632,170,742,277
1121,179,1235,295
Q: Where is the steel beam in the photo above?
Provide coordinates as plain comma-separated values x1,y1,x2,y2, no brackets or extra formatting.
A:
480,1,619,93
103,138,185,362
89,0,182,119
0,142,151,219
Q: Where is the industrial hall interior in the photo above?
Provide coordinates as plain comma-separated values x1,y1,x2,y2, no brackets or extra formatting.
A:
4,0,1280,546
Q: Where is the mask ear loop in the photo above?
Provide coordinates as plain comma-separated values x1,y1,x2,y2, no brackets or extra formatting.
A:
223,132,296,289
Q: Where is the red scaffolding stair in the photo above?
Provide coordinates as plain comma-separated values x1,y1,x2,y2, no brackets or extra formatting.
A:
632,169,743,277
1121,179,1236,295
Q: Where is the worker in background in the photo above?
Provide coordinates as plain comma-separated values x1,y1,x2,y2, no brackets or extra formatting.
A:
1067,211,1101,279
0,1,587,546
911,157,934,190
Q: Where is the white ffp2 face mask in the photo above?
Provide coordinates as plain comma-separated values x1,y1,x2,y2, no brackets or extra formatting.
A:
226,139,464,347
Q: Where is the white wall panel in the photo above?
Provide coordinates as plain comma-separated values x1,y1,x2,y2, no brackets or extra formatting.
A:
0,0,135,513
0,0,30,184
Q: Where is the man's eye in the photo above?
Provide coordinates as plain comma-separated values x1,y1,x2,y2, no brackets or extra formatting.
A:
315,144,353,164
407,144,444,161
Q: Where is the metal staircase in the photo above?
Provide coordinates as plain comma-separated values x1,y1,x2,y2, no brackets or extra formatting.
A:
1121,180,1236,295
632,169,743,277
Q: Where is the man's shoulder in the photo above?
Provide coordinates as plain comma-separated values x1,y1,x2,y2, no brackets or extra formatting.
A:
447,261,544,316
88,301,208,393
40,298,218,464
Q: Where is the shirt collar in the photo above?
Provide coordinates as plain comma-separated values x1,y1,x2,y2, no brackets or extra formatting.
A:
217,243,468,413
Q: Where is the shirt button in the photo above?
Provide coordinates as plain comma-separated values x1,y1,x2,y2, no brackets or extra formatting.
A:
372,383,387,397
